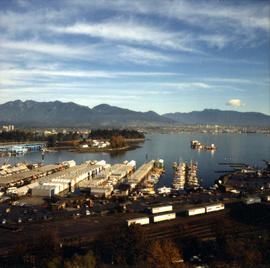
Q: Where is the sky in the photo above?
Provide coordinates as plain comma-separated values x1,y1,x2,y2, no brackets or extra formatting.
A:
0,0,269,115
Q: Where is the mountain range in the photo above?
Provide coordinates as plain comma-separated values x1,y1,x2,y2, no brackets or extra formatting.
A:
0,100,173,127
0,100,269,128
163,109,270,127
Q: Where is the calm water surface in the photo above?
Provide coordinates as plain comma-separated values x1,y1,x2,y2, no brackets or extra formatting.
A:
1,134,269,188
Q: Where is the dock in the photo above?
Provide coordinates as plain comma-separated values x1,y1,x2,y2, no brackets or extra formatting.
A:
218,163,246,166
127,160,155,190
263,160,270,169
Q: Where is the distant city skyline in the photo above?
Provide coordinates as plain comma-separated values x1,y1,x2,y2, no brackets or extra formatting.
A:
0,0,269,115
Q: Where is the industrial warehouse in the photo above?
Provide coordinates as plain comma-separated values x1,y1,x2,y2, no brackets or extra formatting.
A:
0,159,160,200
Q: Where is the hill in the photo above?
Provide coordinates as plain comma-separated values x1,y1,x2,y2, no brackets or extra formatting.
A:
163,109,270,126
0,101,269,127
0,100,173,127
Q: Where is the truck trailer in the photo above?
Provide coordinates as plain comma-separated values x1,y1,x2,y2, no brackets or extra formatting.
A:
153,213,176,223
127,217,150,226
206,203,225,213
152,205,173,214
187,207,206,216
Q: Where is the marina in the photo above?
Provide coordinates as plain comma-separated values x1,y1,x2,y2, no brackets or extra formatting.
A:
172,159,201,191
0,143,45,157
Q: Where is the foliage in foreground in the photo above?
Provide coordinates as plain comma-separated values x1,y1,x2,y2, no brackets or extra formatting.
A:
3,206,270,268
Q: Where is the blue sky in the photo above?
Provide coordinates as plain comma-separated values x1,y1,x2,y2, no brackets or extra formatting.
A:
0,0,269,115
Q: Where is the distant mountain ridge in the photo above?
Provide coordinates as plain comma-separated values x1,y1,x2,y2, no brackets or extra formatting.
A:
163,109,270,126
0,100,173,127
0,100,269,127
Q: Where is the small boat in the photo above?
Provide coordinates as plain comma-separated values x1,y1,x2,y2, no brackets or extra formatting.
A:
157,186,172,194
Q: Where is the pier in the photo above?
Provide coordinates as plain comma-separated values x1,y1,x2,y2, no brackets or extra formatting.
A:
0,143,45,157
127,160,155,190
263,160,270,169
218,162,246,166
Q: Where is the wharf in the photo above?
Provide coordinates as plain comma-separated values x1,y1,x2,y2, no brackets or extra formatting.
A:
263,160,270,169
127,160,155,189
219,163,246,166
215,170,235,173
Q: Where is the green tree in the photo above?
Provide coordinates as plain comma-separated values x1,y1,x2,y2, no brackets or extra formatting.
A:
146,239,183,268
47,135,57,147
110,135,126,148
94,224,147,266
225,240,262,266
64,251,96,268
34,227,60,260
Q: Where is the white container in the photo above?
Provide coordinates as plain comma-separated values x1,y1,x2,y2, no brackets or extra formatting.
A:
187,207,206,216
153,213,176,223
206,203,225,213
152,205,173,214
127,217,150,226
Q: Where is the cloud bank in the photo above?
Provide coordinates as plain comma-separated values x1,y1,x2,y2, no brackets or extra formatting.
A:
226,99,246,107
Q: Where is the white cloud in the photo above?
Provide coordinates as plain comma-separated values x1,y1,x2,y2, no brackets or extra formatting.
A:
51,21,199,53
0,68,178,88
83,0,269,46
117,0,270,33
198,34,233,49
204,77,253,84
0,40,98,59
118,46,173,65
149,82,211,90
226,99,246,107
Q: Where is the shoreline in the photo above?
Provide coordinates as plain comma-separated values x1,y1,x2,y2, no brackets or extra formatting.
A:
49,143,141,154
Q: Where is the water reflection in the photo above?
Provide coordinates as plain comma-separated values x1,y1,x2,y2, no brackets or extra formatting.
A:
109,150,127,158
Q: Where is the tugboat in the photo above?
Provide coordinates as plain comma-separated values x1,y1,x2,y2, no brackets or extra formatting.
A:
190,140,217,151
157,186,172,194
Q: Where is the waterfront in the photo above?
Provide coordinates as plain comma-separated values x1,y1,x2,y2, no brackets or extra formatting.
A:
1,133,269,188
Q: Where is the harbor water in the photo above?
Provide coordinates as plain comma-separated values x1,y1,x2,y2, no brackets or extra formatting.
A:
1,134,269,188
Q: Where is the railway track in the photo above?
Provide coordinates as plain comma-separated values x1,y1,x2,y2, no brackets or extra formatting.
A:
0,205,269,261
143,207,270,243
